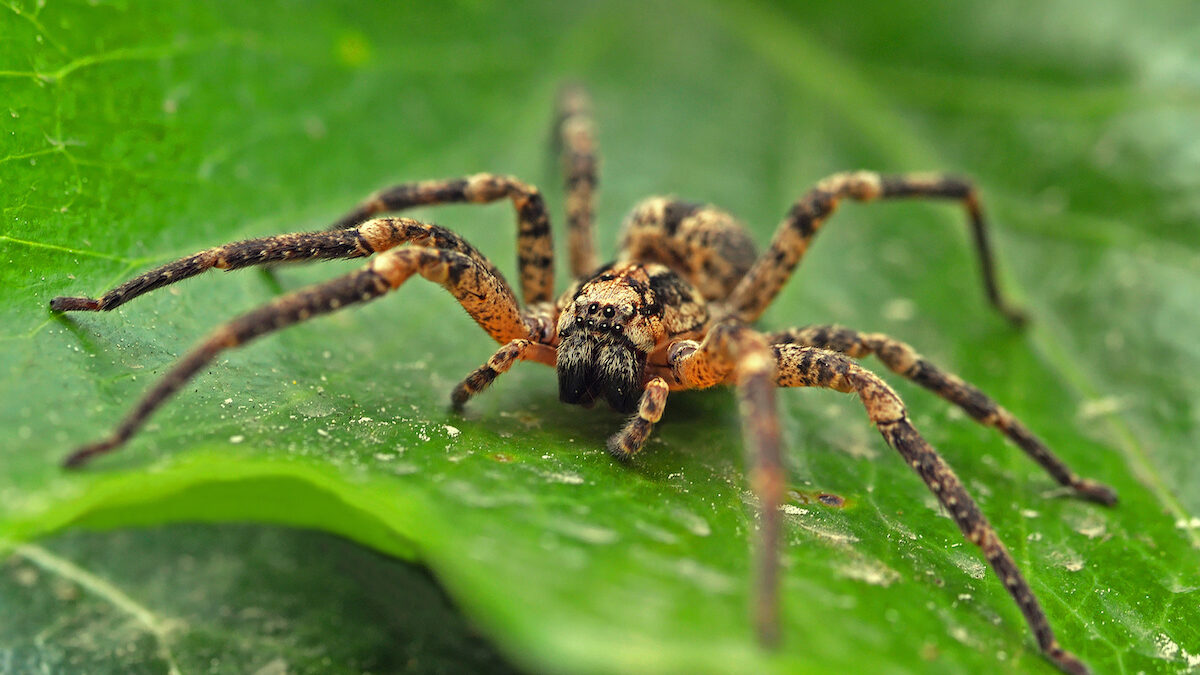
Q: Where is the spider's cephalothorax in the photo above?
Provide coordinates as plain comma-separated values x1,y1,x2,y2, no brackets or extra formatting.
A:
51,85,1116,675
555,262,707,413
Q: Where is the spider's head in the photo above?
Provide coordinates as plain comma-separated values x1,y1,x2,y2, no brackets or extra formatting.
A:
555,265,662,414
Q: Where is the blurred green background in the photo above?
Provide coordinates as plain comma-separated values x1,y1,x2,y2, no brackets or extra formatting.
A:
3,1,1199,673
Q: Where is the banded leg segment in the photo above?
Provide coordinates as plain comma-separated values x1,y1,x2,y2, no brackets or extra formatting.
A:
768,325,1117,505
49,217,519,314
327,173,555,303
451,339,535,411
557,85,599,277
51,227,383,312
62,248,531,468
727,171,1025,324
669,323,785,645
771,344,1087,675
606,377,670,460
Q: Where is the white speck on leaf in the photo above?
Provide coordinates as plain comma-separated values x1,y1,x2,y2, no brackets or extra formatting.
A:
882,297,916,322
1077,396,1125,420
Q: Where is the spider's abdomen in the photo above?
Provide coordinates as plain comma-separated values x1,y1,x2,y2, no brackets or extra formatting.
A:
618,198,758,302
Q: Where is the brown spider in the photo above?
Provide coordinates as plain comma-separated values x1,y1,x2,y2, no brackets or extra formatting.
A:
51,86,1116,674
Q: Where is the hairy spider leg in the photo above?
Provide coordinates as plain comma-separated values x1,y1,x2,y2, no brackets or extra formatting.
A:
728,171,1027,325
556,84,599,277
451,338,559,411
606,376,670,459
767,325,1118,505
667,322,785,646
50,227,382,313
618,198,758,302
62,245,532,468
50,216,511,313
327,173,555,304
769,344,1088,675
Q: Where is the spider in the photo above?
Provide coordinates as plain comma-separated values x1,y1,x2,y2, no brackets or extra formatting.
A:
51,86,1116,674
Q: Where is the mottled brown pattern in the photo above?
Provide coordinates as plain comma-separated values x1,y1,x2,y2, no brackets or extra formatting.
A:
727,171,1025,324
769,325,1116,505
556,85,599,277
769,344,1087,675
619,198,758,301
452,339,534,411
51,87,1108,675
607,376,669,459
50,228,377,312
326,173,555,304
62,266,393,467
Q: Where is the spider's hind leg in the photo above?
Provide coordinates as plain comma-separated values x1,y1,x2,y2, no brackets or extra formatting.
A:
768,325,1117,505
728,171,1026,324
556,85,600,277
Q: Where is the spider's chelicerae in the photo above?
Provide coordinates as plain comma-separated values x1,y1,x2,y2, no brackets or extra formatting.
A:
53,87,1115,674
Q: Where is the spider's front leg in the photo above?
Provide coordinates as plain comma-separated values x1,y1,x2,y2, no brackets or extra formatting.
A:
62,244,536,468
327,173,555,304
51,216,510,313
668,322,785,645
51,172,557,313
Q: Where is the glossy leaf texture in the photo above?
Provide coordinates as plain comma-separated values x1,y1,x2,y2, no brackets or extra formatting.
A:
2,1,1199,673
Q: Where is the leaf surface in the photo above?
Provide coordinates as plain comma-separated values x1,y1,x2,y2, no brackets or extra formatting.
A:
2,1,1199,673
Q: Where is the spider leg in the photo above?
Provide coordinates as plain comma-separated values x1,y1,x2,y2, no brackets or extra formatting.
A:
768,344,1088,675
767,325,1117,505
668,322,784,645
727,171,1026,325
556,85,599,277
50,216,511,313
450,338,558,411
327,173,555,303
62,246,532,468
606,376,670,459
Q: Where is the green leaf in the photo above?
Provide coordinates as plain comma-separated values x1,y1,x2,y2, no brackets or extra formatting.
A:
1,524,519,673
3,1,1199,673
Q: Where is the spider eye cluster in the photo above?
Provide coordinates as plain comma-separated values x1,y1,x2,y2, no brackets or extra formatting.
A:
557,300,645,414
573,302,629,334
